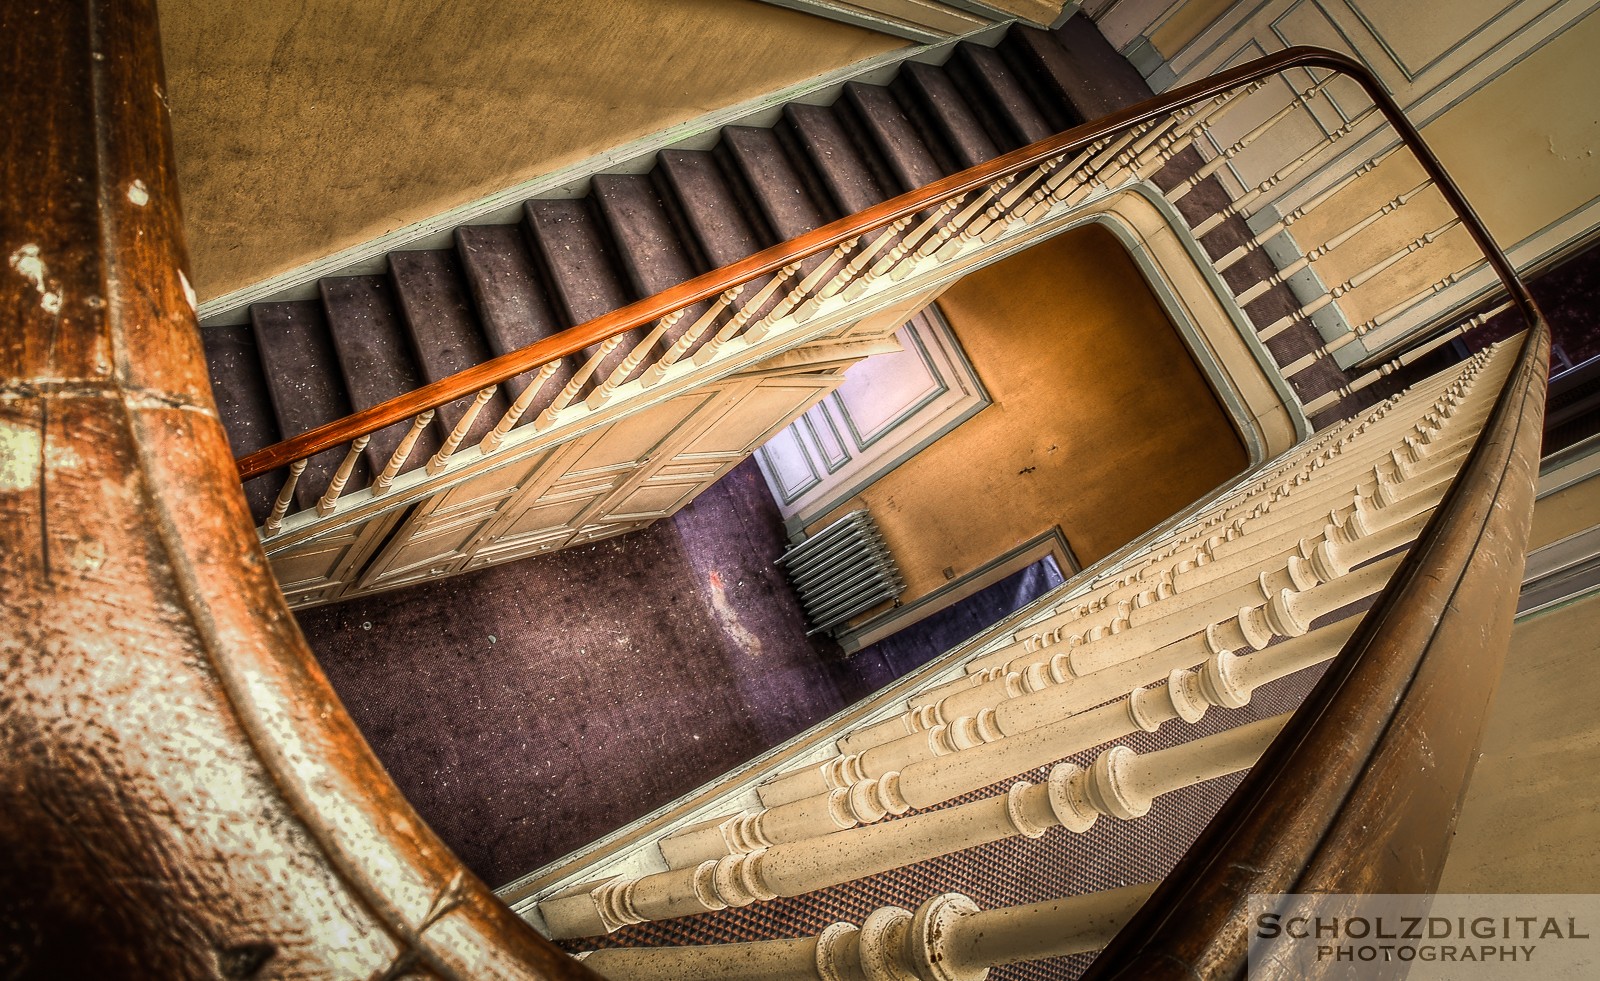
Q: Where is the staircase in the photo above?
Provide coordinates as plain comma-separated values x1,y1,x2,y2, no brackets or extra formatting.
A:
204,21,1121,527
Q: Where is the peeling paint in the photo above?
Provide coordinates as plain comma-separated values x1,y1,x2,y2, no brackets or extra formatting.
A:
127,179,150,207
178,269,197,312
8,244,63,316
0,417,42,493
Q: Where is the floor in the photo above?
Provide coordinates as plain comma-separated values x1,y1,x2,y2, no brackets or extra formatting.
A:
296,457,1061,887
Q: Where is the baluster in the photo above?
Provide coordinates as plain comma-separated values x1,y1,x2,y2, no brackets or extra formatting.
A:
1256,216,1464,339
1193,109,1387,236
586,310,685,409
1166,77,1332,203
664,613,1361,866
315,436,371,517
1304,302,1512,414
536,341,621,429
370,411,435,494
575,883,1154,981
479,364,560,453
1279,262,1486,375
541,714,1286,938
801,218,914,317
1217,166,1428,272
425,386,496,473
765,238,859,325
262,459,308,536
1235,178,1435,304
693,265,801,365
643,286,744,386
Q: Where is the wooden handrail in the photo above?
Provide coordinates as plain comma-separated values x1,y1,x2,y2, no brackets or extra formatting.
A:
236,44,1519,482
1,2,596,976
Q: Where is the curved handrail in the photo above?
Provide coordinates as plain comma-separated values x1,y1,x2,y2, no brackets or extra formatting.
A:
236,45,1532,482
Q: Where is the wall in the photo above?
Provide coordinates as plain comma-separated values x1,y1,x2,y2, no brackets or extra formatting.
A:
809,222,1249,609
1093,0,1600,361
157,0,902,301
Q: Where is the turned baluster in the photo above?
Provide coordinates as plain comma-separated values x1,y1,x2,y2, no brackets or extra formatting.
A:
426,387,496,473
372,411,435,493
262,458,308,536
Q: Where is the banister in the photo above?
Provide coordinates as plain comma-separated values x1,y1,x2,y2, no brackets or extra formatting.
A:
1077,313,1549,979
235,44,1532,482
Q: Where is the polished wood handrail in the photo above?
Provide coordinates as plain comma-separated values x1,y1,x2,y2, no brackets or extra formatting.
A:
236,44,1498,482
1077,328,1549,979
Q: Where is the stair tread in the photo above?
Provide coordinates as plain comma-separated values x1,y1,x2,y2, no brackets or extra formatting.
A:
593,174,708,353
654,149,768,267
524,198,651,387
251,300,367,511
949,42,1055,149
717,125,833,243
201,323,282,524
781,103,891,215
388,249,511,449
840,81,946,194
1048,17,1154,120
455,223,579,410
997,25,1090,132
321,274,442,473
893,61,1001,172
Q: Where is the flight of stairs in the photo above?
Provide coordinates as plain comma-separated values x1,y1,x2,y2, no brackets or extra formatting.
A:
202,20,1156,526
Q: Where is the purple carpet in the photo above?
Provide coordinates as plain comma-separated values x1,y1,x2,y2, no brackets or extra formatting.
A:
296,458,1059,887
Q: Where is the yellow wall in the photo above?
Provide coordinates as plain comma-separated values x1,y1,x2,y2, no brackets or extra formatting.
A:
1149,0,1234,59
813,224,1249,607
158,0,902,301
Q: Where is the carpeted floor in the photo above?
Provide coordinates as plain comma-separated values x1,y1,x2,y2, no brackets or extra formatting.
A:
296,457,1061,887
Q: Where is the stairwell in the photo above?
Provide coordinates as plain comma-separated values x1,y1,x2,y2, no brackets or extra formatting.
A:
204,22,1109,526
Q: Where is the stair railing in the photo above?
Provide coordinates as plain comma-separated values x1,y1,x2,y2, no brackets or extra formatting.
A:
238,44,1528,539
4,3,1548,978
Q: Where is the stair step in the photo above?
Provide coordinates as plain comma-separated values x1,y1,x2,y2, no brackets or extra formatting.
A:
250,300,367,512
524,198,648,385
1047,17,1154,121
779,103,891,215
892,61,1001,172
321,275,442,473
201,323,282,524
717,125,834,243
388,249,511,449
654,149,779,325
592,173,708,352
455,223,578,411
997,25,1087,131
948,42,1055,150
838,81,946,195
654,149,768,266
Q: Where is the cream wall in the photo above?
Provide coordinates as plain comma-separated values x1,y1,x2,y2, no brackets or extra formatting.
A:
1092,0,1600,360
158,0,902,301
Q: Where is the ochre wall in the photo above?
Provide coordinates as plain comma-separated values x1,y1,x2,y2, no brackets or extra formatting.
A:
158,0,902,301
812,224,1249,607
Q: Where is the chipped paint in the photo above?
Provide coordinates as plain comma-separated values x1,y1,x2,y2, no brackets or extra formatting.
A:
178,269,197,312
127,180,150,206
8,244,63,316
0,417,42,493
